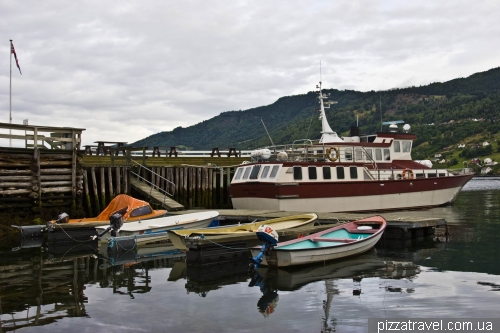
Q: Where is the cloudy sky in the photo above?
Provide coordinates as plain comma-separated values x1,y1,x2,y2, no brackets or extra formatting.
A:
1,0,498,147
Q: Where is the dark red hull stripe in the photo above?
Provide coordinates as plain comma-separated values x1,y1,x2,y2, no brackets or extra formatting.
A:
228,174,473,199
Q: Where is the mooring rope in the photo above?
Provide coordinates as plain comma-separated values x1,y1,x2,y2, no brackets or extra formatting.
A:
56,224,96,243
198,234,251,250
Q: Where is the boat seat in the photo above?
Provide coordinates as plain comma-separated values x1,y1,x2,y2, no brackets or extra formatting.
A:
311,238,357,243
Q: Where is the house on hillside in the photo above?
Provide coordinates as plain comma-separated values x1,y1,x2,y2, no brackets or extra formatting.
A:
483,142,490,146
470,158,481,165
458,144,465,148
481,167,492,175
483,158,498,166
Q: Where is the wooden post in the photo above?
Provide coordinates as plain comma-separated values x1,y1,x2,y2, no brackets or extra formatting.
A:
196,167,201,208
208,168,213,208
108,167,114,199
219,167,223,207
83,169,91,215
174,167,179,201
201,167,205,208
116,166,121,195
189,167,193,208
204,167,209,208
152,167,156,189
183,166,188,207
160,167,165,190
124,167,129,194
91,167,100,214
179,167,184,205
100,167,106,209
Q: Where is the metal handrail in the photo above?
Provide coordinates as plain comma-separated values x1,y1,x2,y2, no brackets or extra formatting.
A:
130,160,175,204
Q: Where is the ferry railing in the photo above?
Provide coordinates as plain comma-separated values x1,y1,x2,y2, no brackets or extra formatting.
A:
130,160,175,203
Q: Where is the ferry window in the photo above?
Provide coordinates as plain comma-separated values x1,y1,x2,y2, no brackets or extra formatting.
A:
355,148,363,161
350,166,358,179
394,141,401,153
293,166,302,180
415,173,425,179
336,166,345,179
242,167,251,179
308,166,317,180
427,173,437,178
269,165,279,178
365,148,373,160
260,166,270,179
384,149,391,161
375,149,382,161
323,166,331,179
249,165,261,179
130,205,153,217
402,141,412,153
234,168,243,180
438,173,446,177
345,148,353,161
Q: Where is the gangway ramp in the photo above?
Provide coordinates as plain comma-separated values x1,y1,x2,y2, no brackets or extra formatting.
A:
130,177,184,211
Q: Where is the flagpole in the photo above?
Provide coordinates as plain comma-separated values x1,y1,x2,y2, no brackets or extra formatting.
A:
9,40,12,147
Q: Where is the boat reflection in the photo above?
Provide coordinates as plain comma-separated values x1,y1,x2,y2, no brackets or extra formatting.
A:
248,250,420,319
0,244,185,332
251,250,420,291
184,260,251,297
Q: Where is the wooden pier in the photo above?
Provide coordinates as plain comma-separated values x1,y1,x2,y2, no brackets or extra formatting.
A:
163,209,446,265
0,121,449,255
0,122,246,224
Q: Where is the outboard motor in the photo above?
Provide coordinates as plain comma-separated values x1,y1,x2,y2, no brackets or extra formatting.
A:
46,212,70,232
57,212,70,224
94,212,124,239
250,225,279,270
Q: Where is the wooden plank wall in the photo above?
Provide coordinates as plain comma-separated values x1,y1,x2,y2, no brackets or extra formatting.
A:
0,148,237,216
0,148,83,210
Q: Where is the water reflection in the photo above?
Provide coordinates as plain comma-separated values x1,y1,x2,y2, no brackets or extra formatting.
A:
246,252,420,330
0,244,185,332
1,178,499,332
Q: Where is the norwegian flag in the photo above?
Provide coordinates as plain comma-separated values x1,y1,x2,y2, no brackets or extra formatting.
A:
10,41,22,75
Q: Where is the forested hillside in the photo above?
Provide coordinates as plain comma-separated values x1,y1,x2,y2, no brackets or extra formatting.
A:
133,67,500,170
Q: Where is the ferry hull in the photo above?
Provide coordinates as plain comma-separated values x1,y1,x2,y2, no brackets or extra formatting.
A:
230,174,473,213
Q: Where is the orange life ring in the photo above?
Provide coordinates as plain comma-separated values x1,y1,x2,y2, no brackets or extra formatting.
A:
402,169,414,179
326,146,339,162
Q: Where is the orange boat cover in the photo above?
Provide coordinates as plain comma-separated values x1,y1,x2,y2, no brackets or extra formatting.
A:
95,194,153,221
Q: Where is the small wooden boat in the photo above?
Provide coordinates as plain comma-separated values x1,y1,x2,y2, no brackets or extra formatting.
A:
167,213,318,250
95,211,219,239
250,215,386,267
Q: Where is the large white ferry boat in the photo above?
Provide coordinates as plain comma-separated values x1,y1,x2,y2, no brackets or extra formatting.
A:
228,82,474,213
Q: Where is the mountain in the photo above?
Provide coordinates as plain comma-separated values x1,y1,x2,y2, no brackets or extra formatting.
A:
133,67,500,165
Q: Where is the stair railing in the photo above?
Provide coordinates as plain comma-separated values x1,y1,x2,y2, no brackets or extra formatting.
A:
130,160,175,205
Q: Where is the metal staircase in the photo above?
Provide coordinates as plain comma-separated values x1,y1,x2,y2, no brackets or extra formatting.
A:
130,160,184,211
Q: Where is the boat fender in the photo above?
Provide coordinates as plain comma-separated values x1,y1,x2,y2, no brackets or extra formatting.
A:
326,146,339,162
402,169,414,180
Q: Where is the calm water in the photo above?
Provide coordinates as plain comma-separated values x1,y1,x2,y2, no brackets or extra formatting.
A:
1,178,500,333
